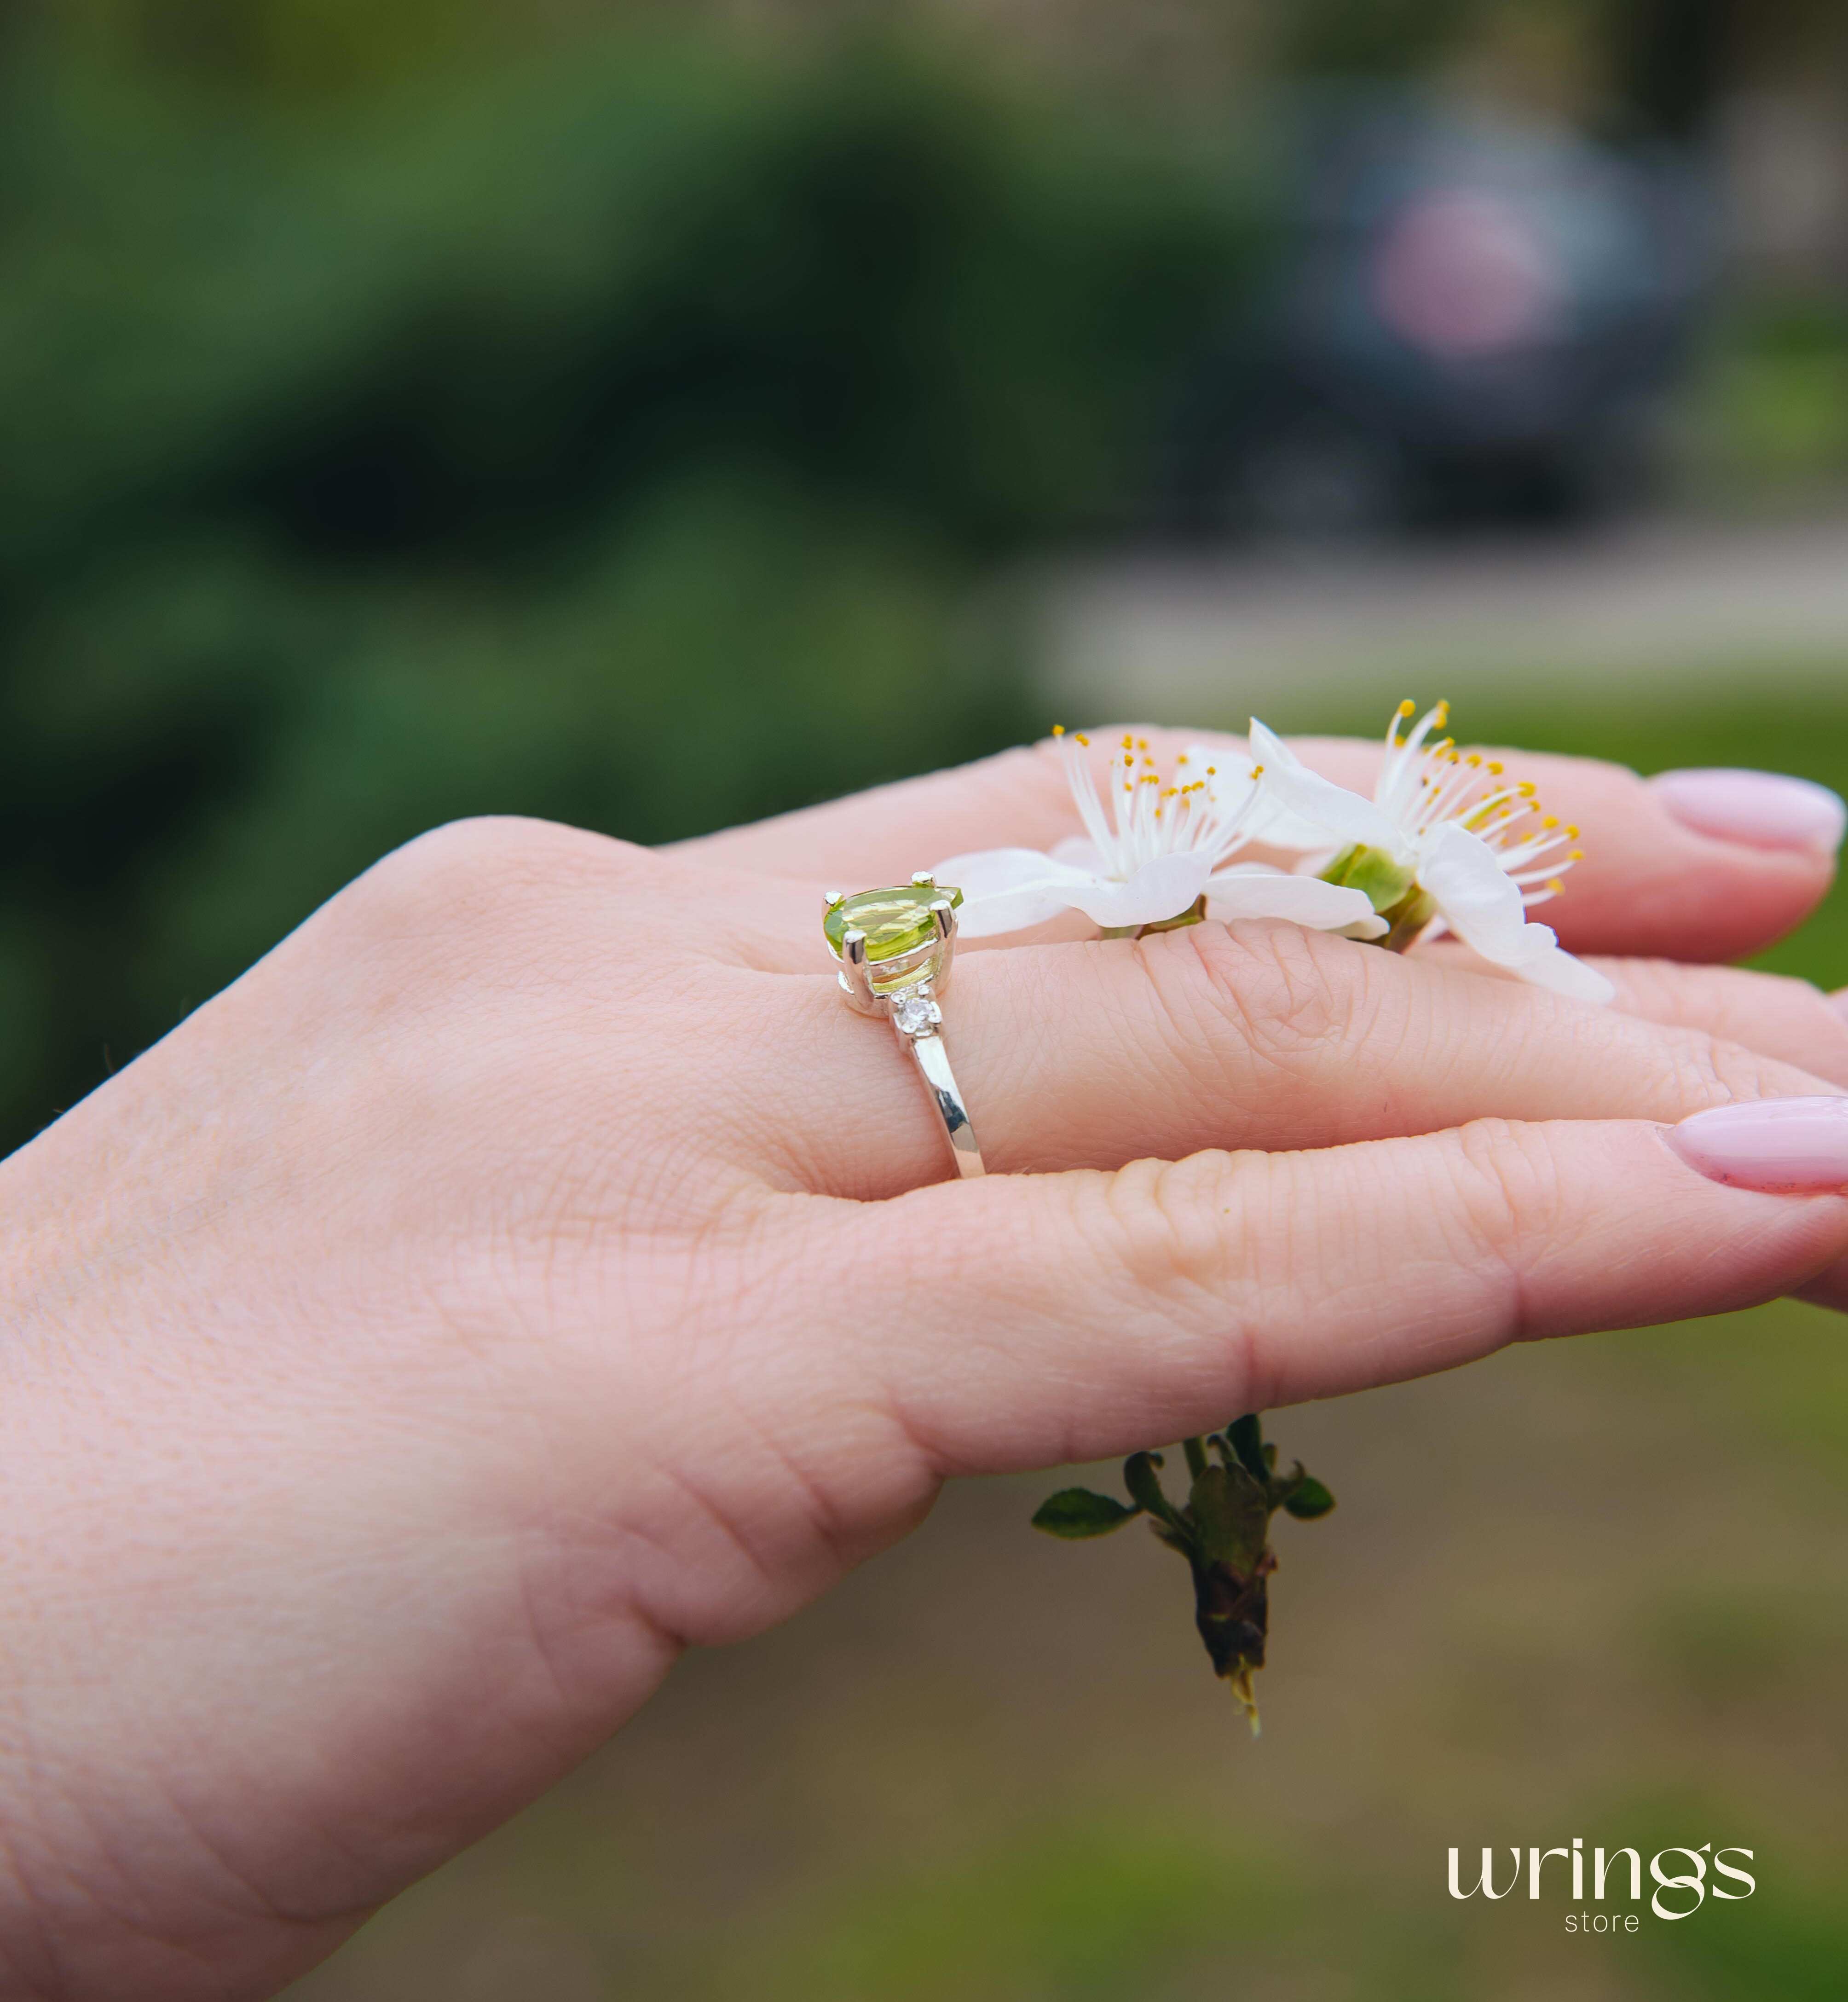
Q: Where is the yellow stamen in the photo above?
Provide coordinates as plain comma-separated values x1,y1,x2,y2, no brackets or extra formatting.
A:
1051,723,1064,737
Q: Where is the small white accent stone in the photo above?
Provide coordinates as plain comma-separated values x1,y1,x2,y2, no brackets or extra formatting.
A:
891,989,942,1037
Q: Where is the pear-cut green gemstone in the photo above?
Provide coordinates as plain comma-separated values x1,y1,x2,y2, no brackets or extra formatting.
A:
824,884,963,961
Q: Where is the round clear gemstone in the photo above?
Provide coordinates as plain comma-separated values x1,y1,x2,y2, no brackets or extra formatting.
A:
891,989,942,1036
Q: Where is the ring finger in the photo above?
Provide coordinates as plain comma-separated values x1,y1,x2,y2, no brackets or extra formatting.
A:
739,917,1844,1198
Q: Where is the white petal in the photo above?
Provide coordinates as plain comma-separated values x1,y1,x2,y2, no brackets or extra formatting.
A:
1204,868,1387,937
1507,937,1615,1005
1416,825,1611,1003
1067,850,1217,930
933,847,1098,938
1249,801,1348,853
1049,834,1109,872
1184,744,1259,817
1414,823,1533,960
1184,743,1336,851
1248,718,1408,856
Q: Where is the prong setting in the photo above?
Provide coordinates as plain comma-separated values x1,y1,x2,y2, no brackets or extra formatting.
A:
822,883,983,1176
826,883,961,1016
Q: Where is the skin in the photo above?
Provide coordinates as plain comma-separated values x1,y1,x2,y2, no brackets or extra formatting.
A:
1,729,1847,2000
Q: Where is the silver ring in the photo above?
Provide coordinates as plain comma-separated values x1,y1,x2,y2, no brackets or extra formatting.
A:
824,873,986,1179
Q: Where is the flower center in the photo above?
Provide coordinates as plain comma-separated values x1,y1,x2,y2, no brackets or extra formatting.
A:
1317,843,1417,914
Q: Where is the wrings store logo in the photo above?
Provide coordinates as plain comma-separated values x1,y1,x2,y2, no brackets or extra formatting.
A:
1449,1840,1756,1929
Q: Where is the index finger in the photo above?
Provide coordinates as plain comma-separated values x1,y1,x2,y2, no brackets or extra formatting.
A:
672,727,1840,963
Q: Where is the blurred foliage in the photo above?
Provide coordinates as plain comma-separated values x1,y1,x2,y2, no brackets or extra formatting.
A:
1275,0,1479,81
0,19,1261,1150
1682,300,1848,495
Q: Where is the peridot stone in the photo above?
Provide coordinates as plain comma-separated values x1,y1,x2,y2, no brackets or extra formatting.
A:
825,884,963,961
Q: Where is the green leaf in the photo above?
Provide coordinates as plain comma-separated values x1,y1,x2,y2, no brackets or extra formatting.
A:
1031,1488,1140,1539
1182,1435,1209,1480
1282,1475,1336,1520
1123,1450,1183,1528
1226,1414,1269,1485
1188,1463,1269,1574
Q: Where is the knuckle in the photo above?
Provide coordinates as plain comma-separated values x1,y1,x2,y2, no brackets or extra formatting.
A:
1664,1026,1793,1112
1159,919,1369,1074
1106,1151,1279,1321
1614,961,1848,1086
343,817,647,949
1093,1153,1224,1296
1095,1149,1309,1411
1443,1120,1565,1312
376,815,637,904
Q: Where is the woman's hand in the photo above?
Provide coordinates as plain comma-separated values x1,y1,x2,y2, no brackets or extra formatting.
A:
1,731,1844,2001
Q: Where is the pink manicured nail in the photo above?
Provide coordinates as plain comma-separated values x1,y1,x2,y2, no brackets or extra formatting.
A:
1651,768,1846,855
1666,1097,1848,1192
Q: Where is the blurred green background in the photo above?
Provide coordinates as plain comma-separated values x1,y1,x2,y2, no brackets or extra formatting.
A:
2,2,1846,1996
0,1,1277,1151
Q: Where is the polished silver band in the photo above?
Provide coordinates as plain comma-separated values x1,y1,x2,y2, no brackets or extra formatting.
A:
888,984,986,1179
828,876,987,1180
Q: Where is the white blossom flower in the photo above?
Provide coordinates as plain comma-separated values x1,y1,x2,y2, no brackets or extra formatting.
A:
1247,701,1613,1003
936,729,1386,940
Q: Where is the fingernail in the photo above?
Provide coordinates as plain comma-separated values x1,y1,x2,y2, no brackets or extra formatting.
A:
1666,1097,1848,1192
1651,768,1846,856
